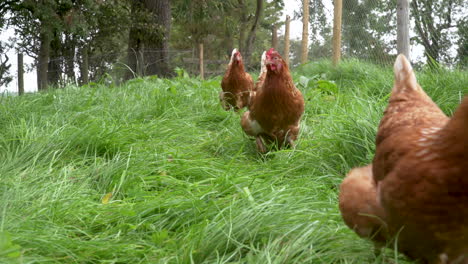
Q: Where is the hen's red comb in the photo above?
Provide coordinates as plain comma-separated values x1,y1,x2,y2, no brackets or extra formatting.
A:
266,48,276,57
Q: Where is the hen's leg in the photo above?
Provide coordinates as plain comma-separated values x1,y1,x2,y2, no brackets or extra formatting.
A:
255,137,267,154
219,91,230,111
283,124,300,148
339,165,388,245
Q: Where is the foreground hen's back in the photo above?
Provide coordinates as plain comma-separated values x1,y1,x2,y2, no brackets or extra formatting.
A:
339,54,468,263
220,49,254,111
241,48,304,153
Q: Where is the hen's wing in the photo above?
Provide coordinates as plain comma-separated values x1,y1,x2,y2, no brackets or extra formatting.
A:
339,165,388,245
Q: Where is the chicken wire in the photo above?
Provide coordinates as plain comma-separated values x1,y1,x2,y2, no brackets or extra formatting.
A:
301,0,466,67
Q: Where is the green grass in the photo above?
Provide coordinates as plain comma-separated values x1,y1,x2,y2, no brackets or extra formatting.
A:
0,59,467,263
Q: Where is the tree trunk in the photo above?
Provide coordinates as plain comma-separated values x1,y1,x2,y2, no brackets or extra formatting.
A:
271,24,278,50
126,0,144,80
238,0,247,53
64,33,76,83
48,31,61,87
332,0,343,66
199,42,204,80
37,30,50,91
79,45,89,85
143,0,171,77
126,29,142,79
36,68,40,91
17,53,24,95
284,15,291,66
301,0,309,64
126,0,172,79
137,43,145,76
244,0,264,67
397,0,410,58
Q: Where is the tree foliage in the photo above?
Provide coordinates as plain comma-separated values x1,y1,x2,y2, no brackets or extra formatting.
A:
341,0,395,63
171,0,284,70
457,17,468,69
0,0,466,89
411,0,465,66
0,41,12,87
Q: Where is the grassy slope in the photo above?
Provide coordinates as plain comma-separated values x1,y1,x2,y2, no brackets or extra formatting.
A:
0,60,467,263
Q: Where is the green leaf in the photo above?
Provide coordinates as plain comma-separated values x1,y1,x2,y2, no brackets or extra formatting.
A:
298,76,310,88
0,232,21,259
316,80,338,94
101,192,113,204
152,229,169,245
175,67,189,79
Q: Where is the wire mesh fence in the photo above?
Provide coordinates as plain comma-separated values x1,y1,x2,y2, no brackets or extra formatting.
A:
1,0,466,94
43,48,225,86
287,0,466,68
0,48,230,93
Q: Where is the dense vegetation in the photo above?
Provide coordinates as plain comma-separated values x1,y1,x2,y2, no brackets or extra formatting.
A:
1,0,466,90
0,60,467,263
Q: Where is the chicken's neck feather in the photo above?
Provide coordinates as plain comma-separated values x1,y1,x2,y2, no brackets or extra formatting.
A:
437,97,468,159
228,61,246,75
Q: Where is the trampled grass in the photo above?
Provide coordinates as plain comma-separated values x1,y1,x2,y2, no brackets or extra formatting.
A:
0,60,467,263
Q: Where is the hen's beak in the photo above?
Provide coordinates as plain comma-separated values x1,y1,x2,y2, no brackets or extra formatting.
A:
266,58,277,71
234,52,241,61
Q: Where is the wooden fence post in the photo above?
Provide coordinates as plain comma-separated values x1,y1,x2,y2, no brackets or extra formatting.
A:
272,25,278,50
284,15,291,66
332,0,343,66
17,53,24,95
301,0,309,64
397,0,410,58
199,43,204,80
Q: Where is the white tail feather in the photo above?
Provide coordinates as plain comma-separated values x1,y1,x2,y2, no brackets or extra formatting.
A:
260,51,267,74
393,54,419,92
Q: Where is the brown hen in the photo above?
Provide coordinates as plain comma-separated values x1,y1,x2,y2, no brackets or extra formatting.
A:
241,48,304,153
220,49,254,111
339,54,468,264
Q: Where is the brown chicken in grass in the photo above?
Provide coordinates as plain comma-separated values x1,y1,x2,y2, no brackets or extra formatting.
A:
241,48,304,153
220,49,254,111
339,54,468,263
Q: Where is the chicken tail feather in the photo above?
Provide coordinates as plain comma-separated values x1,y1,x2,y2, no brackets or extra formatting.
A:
393,54,420,93
260,51,267,74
